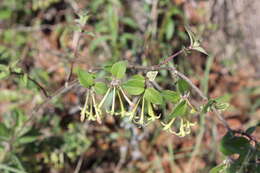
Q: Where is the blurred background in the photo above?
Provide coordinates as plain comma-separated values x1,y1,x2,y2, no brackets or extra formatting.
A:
0,0,259,172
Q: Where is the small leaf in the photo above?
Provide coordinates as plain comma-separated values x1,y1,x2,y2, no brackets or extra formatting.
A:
177,79,190,95
146,71,158,81
22,74,28,86
111,61,128,79
17,136,38,144
161,90,180,103
192,46,208,55
214,102,229,111
185,26,194,46
0,71,9,80
144,88,163,105
245,123,260,135
0,122,9,138
122,74,145,95
121,17,138,29
202,99,216,113
245,126,256,135
168,100,187,119
166,19,174,40
209,164,226,173
220,132,251,156
77,69,94,88
94,82,108,95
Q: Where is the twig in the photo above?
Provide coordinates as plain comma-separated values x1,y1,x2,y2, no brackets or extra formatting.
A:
167,66,231,131
65,0,81,87
156,49,186,67
74,154,84,173
10,71,49,98
66,31,82,87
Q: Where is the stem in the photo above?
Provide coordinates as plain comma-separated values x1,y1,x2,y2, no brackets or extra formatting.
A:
10,71,49,98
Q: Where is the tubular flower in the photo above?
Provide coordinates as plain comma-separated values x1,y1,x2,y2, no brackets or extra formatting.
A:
127,94,160,126
80,89,102,124
161,117,196,137
98,86,133,117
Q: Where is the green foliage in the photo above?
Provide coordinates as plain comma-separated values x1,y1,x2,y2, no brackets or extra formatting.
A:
220,132,251,156
110,61,128,79
177,79,190,95
77,69,95,88
161,90,180,103
168,100,187,119
1,1,259,172
210,130,260,173
94,82,108,95
144,88,163,105
122,75,145,95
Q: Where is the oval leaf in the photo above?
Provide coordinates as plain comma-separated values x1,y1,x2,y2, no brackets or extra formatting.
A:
94,82,108,95
220,132,251,156
111,61,128,79
177,79,190,95
122,74,145,95
77,69,94,88
168,100,187,119
144,88,163,105
0,122,9,138
162,90,180,103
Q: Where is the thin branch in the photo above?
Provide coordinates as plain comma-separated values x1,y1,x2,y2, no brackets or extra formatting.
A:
74,154,84,173
66,31,82,87
10,71,49,98
156,49,186,67
167,67,232,131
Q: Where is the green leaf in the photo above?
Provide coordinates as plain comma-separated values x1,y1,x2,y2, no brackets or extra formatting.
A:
201,99,216,113
177,79,190,95
0,72,9,80
77,69,94,88
94,82,108,95
168,100,187,119
121,17,138,29
185,26,194,46
122,75,145,95
220,132,251,156
0,123,9,138
144,88,163,105
22,74,28,86
0,9,12,20
111,61,128,79
245,123,260,135
192,46,208,55
17,136,38,144
214,102,229,111
0,164,27,173
161,90,180,103
209,164,226,173
166,19,175,40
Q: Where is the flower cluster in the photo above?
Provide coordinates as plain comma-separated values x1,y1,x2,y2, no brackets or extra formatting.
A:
77,61,197,136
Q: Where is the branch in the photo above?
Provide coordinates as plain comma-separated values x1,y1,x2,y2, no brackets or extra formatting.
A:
66,31,82,86
167,67,232,131
10,71,49,98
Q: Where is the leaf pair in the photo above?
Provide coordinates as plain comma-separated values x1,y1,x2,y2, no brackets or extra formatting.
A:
185,26,208,55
